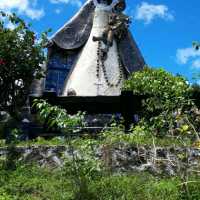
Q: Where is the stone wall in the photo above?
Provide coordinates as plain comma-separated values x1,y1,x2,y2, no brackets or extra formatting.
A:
0,144,200,176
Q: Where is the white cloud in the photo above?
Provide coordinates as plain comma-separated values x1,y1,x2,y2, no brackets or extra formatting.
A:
176,47,200,69
192,59,200,69
50,0,82,7
25,9,44,19
176,47,200,64
55,9,61,14
0,0,44,20
135,2,174,24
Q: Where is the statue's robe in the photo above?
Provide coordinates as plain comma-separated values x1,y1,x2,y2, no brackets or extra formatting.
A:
44,0,145,95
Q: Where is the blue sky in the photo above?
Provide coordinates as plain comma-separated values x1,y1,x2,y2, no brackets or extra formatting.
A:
1,0,200,82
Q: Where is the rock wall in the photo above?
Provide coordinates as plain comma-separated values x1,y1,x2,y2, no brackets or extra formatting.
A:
0,144,200,176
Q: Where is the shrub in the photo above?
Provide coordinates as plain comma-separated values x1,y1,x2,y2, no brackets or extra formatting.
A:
0,12,48,119
123,67,191,114
33,99,85,134
123,67,199,137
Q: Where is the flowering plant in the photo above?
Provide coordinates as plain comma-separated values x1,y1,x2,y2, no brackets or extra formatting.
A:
0,12,50,119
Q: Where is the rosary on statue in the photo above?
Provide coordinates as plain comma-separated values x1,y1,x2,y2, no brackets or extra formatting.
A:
96,41,123,90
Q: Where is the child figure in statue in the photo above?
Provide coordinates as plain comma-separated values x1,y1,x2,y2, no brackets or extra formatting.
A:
93,0,118,49
93,0,130,60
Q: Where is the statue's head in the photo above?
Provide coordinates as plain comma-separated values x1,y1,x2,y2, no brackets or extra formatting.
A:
97,0,113,5
114,0,126,12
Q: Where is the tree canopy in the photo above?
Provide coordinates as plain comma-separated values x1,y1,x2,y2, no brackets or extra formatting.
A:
0,12,48,118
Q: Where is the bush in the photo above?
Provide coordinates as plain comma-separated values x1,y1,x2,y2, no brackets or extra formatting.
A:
0,12,48,119
33,99,85,134
123,67,191,114
123,67,199,138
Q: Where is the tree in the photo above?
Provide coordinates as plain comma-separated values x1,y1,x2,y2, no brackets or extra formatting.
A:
0,12,48,119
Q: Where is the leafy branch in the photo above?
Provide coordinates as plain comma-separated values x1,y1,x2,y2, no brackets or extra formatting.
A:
33,99,85,133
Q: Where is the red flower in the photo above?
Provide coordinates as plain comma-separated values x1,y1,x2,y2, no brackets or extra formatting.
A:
0,59,6,65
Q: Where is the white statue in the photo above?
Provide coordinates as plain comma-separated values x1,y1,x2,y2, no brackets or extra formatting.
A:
46,0,145,96
62,0,125,96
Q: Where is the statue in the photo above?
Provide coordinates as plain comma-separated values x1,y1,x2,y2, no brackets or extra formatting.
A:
93,0,130,53
44,0,145,96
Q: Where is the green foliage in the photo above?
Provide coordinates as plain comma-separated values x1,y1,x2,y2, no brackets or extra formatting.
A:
0,165,73,200
181,178,200,200
64,157,102,200
145,178,180,200
123,67,200,138
0,189,12,200
100,125,192,147
30,67,199,145
0,130,199,199
1,163,200,200
123,67,191,113
0,12,48,118
90,175,180,200
2,144,21,170
0,139,5,147
33,99,85,133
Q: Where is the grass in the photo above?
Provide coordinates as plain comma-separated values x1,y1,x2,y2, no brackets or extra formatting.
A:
0,127,199,200
0,165,73,200
0,164,200,200
0,129,194,148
